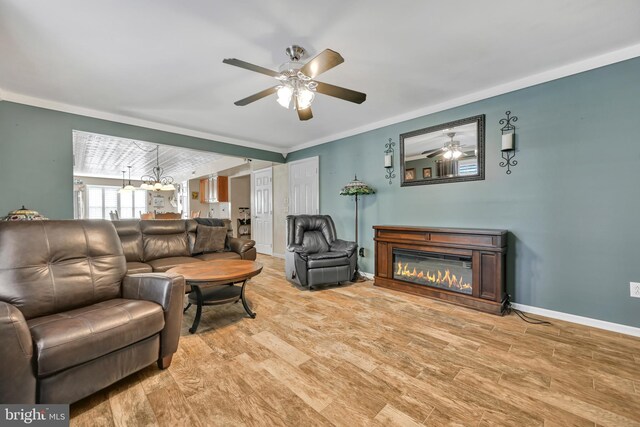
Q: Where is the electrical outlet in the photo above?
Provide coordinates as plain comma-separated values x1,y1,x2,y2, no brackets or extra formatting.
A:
631,282,640,298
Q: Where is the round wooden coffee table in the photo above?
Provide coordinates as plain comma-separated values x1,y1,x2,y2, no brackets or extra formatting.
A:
168,260,263,333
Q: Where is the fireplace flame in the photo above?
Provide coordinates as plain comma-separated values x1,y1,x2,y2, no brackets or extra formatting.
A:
395,261,471,291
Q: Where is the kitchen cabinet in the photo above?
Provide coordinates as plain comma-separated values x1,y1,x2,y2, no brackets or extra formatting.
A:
199,176,228,204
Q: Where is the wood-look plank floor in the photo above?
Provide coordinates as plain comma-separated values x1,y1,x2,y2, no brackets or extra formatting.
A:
71,255,640,426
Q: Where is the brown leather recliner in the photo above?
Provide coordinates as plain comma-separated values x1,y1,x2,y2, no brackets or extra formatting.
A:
0,220,185,404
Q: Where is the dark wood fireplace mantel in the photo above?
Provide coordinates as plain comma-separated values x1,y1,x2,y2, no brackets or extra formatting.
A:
373,225,508,315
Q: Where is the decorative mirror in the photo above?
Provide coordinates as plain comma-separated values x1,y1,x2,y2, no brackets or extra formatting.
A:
400,114,485,186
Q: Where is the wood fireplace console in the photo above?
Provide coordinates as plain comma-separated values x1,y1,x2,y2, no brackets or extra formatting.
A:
373,225,508,315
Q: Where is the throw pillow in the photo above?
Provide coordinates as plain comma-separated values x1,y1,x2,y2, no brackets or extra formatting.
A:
193,225,227,254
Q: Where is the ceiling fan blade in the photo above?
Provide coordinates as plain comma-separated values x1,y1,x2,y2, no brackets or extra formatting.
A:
427,149,445,158
297,107,313,121
299,49,344,78
234,86,279,106
421,148,441,155
314,81,366,104
294,97,313,121
222,58,281,78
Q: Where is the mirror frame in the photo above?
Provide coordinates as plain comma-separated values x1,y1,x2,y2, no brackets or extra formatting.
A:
399,114,485,187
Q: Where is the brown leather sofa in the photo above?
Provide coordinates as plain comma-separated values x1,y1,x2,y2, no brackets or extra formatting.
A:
0,220,185,404
113,219,257,274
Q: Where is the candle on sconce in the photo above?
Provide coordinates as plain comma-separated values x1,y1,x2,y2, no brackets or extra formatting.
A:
384,154,393,168
501,133,514,151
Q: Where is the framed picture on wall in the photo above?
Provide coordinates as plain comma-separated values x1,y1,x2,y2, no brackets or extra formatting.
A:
405,168,416,180
191,191,199,200
422,167,432,178
152,195,164,208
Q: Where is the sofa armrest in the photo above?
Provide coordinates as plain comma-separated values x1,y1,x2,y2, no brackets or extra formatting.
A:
287,244,305,253
122,273,185,363
228,237,256,255
0,302,36,403
330,239,357,257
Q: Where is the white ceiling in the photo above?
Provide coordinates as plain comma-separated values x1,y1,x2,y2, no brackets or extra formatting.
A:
1,1,640,154
72,130,228,180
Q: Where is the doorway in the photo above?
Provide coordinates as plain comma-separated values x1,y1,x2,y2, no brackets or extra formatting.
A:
252,167,273,255
288,156,319,215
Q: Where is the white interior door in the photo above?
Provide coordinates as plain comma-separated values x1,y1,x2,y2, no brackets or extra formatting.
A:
252,167,273,255
288,156,319,215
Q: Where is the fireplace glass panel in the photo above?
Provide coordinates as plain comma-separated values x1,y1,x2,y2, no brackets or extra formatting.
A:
393,249,473,295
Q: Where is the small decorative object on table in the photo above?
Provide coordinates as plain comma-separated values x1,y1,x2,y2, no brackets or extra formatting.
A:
1,206,48,221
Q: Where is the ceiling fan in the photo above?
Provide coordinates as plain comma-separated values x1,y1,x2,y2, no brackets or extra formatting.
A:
422,133,476,159
223,45,366,121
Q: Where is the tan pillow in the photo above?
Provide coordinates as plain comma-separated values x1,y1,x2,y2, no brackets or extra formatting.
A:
194,225,227,254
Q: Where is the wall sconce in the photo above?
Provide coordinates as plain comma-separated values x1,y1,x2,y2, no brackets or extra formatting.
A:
499,110,518,174
384,138,396,185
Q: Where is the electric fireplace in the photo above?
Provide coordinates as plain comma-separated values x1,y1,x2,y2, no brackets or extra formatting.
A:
374,226,507,314
393,249,473,295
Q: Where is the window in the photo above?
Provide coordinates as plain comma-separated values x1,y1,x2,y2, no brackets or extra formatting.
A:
458,159,478,176
85,185,147,219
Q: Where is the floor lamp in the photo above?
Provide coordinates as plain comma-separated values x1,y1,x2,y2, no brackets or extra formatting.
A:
340,175,375,281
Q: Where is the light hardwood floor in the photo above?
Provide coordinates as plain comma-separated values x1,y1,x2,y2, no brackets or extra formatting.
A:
71,255,640,426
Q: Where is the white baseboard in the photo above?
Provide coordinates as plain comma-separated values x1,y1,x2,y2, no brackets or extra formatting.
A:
360,271,374,280
511,303,640,338
361,272,640,337
271,252,285,259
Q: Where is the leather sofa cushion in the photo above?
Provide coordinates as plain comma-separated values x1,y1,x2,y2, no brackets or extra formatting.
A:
195,252,241,261
307,251,350,269
302,231,330,254
126,262,153,274
142,233,191,262
0,220,126,320
27,299,164,376
112,220,144,262
147,257,201,272
290,215,337,246
193,225,227,254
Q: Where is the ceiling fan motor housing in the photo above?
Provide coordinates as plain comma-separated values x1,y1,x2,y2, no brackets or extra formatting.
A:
285,45,306,61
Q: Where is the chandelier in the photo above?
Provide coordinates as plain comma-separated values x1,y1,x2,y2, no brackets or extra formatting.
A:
140,145,175,191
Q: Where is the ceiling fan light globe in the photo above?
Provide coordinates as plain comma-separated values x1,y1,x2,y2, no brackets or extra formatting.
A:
123,185,135,191
277,85,293,109
140,183,151,190
153,182,163,190
297,88,315,109
443,151,453,160
161,184,175,191
452,150,463,159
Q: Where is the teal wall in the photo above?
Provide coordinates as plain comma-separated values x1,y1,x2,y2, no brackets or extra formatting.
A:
288,57,640,328
0,102,284,219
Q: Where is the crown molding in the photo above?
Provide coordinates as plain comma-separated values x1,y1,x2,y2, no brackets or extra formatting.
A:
0,90,286,155
286,43,640,154
2,43,639,156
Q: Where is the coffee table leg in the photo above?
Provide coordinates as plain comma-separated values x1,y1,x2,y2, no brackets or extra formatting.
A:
189,285,204,334
240,279,256,318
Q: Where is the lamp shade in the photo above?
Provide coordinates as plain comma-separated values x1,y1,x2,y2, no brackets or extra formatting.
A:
339,175,375,196
2,206,48,221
